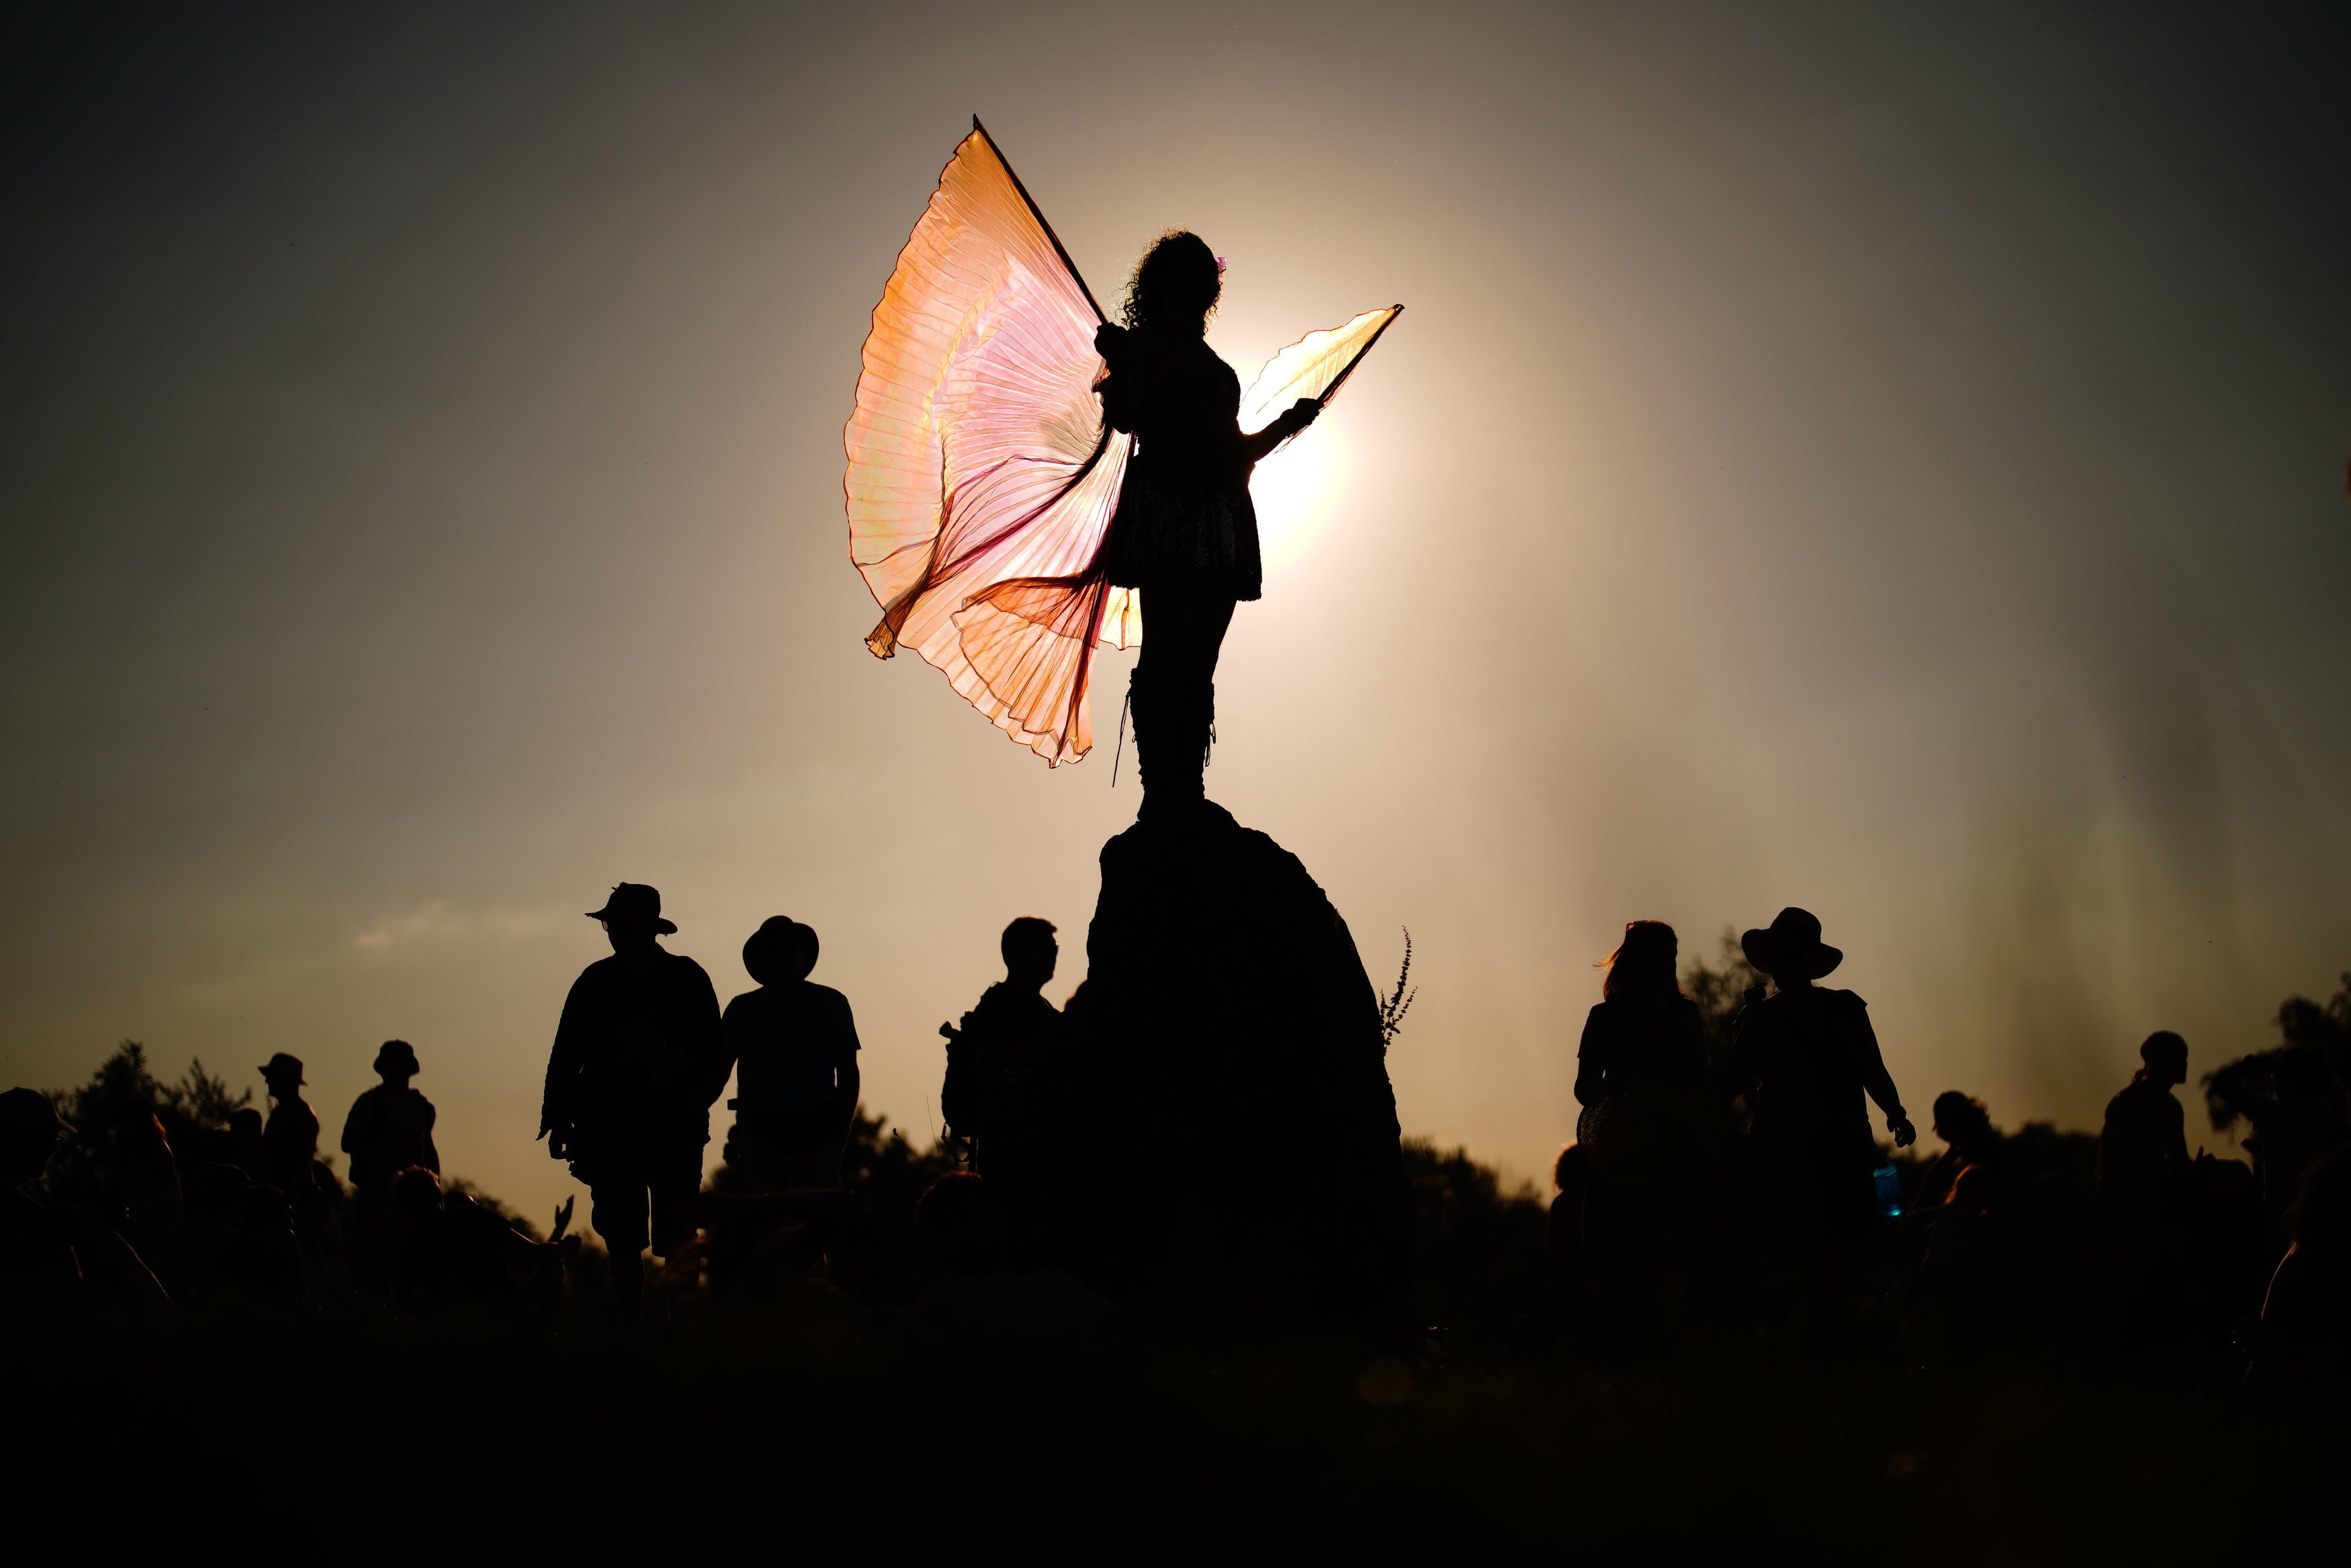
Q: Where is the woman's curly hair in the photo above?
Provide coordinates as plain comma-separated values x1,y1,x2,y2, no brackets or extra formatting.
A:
1121,230,1221,331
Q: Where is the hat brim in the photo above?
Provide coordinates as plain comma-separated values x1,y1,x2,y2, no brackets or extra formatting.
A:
586,910,677,934
1740,929,1843,980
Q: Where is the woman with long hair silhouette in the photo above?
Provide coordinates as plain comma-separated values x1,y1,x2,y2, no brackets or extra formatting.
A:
1094,232,1321,813
848,126,1398,777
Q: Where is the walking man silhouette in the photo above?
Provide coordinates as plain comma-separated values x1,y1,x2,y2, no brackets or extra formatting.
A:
540,883,727,1323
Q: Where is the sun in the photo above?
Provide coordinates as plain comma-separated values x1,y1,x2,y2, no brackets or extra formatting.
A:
1248,416,1351,573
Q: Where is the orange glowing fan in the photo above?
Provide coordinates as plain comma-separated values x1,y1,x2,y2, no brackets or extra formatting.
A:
845,118,1400,764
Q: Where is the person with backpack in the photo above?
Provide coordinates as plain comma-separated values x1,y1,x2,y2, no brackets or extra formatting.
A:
940,917,1061,1170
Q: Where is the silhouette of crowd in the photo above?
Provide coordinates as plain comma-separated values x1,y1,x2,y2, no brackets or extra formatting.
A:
1552,908,2351,1391
9,879,2350,1402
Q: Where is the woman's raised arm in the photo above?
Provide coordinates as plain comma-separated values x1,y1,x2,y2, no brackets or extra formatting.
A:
1242,398,1321,464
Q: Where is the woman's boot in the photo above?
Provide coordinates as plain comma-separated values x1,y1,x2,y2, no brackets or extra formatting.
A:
1132,669,1208,817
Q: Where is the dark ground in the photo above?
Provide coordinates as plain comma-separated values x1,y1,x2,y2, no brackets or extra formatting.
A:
30,1297,2340,1561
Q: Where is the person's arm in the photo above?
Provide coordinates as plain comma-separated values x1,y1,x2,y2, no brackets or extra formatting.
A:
1572,1006,1608,1107
687,965,730,1112
1241,398,1321,464
541,980,587,1156
1851,1000,1916,1148
1726,985,1767,1098
835,994,863,1126
339,1094,365,1159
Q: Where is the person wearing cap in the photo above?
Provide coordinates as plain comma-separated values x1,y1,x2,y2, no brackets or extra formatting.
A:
341,1040,441,1291
938,917,1062,1170
1728,908,1914,1266
721,917,861,1189
540,882,727,1322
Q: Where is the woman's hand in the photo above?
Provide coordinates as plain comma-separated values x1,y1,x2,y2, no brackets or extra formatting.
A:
1093,322,1126,358
1282,397,1322,434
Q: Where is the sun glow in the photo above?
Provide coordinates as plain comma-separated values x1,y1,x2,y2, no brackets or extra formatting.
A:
1249,415,1351,573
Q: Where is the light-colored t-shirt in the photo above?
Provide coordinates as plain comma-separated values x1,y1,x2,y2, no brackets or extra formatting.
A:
725,982,859,1106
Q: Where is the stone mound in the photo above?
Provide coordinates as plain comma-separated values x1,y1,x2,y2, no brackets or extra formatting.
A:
991,804,1409,1318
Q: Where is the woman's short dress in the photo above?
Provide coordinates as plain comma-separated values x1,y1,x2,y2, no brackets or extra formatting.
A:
1094,325,1263,601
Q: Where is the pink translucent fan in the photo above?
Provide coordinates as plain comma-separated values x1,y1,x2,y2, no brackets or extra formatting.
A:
845,118,1401,764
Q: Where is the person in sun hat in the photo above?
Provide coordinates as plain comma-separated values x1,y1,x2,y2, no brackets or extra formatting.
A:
256,1053,320,1195
257,1051,344,1287
1729,908,1914,1266
540,882,726,1324
720,916,862,1189
341,1039,440,1291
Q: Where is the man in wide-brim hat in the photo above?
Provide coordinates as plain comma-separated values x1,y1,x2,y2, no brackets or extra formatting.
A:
1730,907,1914,1261
540,882,725,1324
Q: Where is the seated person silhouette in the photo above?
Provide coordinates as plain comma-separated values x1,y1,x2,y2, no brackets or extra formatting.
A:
1918,1091,2004,1212
721,917,861,1190
104,1107,183,1281
1,1089,169,1325
939,917,1061,1168
2250,1146,2351,1394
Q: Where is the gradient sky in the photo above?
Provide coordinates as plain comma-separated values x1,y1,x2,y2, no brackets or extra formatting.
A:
5,2,2348,1226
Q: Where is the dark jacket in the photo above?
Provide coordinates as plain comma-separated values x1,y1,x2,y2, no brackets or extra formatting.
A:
943,984,1060,1144
541,949,727,1156
341,1085,441,1193
2097,1073,2187,1195
1731,986,1903,1170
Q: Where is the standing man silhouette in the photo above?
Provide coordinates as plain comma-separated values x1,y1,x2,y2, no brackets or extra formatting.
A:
1730,908,1914,1290
540,883,727,1323
722,917,862,1188
2098,1031,2190,1203
939,917,1061,1169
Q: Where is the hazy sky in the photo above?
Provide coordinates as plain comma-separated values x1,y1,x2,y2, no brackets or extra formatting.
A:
5,2,2348,1224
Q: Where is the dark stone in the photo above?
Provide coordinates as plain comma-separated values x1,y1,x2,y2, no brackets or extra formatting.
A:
993,804,1410,1320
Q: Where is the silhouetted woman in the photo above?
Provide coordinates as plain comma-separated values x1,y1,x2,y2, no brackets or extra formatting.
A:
1574,920,1707,1181
1093,232,1321,813
1572,921,1710,1336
